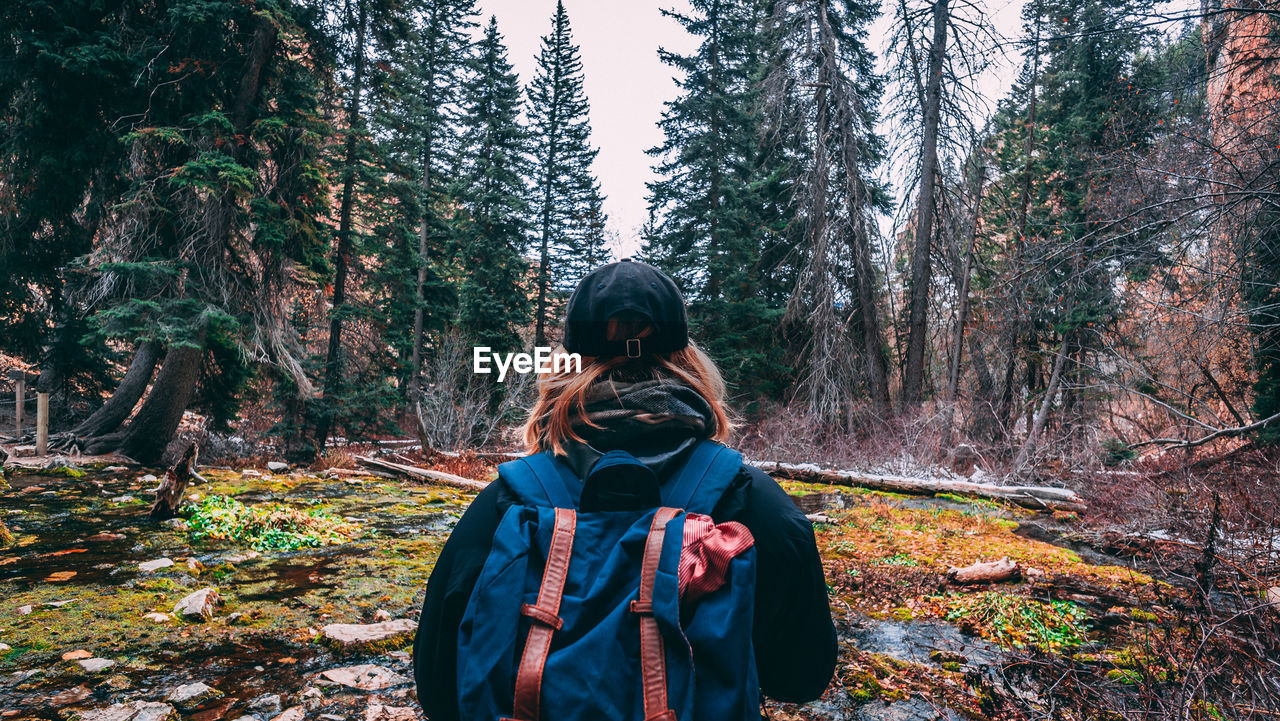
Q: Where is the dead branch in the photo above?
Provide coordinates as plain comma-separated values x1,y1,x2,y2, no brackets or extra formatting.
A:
1129,410,1280,450
354,455,489,491
750,459,1087,513
948,557,1021,584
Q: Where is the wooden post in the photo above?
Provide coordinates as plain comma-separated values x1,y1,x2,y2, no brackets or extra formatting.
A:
36,392,49,456
12,373,23,436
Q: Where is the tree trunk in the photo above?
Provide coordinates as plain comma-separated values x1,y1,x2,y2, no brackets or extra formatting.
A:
149,443,199,520
902,0,950,406
317,0,370,451
1015,333,1071,469
87,337,205,464
939,158,986,449
71,340,162,438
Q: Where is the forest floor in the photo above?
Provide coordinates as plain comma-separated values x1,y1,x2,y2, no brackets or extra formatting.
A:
0,459,1208,721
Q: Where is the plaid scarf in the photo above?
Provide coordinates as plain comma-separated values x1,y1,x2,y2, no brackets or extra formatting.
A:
552,378,716,480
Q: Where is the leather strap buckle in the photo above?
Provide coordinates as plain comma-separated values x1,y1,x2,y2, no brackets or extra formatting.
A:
629,599,654,616
626,338,641,357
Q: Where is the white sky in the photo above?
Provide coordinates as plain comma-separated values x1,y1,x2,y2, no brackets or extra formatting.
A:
473,0,1033,257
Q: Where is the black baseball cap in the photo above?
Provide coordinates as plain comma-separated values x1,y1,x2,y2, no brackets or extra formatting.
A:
562,258,689,358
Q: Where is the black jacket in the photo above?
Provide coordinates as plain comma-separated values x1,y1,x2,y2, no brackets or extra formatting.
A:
412,455,836,720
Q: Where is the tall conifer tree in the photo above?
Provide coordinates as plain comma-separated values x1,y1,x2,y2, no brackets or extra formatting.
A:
643,0,788,396
527,1,608,346
453,17,531,353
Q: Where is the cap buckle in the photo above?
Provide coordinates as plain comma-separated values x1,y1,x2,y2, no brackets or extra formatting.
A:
626,338,642,358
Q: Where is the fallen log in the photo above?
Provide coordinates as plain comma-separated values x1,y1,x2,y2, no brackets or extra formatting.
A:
150,443,203,520
948,557,1021,584
354,455,489,491
749,460,1086,514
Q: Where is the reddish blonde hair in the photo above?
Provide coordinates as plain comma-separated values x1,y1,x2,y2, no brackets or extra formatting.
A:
523,318,732,456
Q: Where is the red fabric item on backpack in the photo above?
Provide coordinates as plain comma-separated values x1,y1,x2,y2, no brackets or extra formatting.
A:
677,513,754,602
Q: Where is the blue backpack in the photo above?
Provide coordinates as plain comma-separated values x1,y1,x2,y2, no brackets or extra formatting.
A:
457,440,759,721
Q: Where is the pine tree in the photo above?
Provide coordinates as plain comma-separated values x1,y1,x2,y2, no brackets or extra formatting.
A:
643,0,789,396
765,0,894,415
452,17,531,353
527,0,607,346
377,0,478,390
313,0,413,452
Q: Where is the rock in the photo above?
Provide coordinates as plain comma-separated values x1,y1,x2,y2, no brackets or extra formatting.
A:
222,551,260,564
0,642,9,651
267,462,289,473
17,605,32,615
75,701,178,721
78,658,117,673
386,650,410,664
319,664,410,691
319,715,346,721
165,681,224,711
269,708,306,721
173,588,221,620
1267,586,1280,612
364,706,417,721
46,600,75,608
143,612,172,623
225,612,245,625
103,466,129,473
248,694,282,714
186,558,203,571
372,609,392,623
162,518,189,530
319,620,416,653
62,649,94,661
138,558,175,572
241,470,262,477
299,686,324,709
49,683,92,706
230,717,261,721
87,533,126,542
111,495,137,503
140,474,158,483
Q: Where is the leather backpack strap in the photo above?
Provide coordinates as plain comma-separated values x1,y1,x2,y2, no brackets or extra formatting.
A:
630,507,680,721
506,507,577,721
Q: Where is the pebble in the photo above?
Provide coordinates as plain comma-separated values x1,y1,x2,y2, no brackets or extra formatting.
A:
140,474,158,483
143,612,172,623
364,706,418,721
111,495,137,503
173,588,220,620
62,649,93,660
162,518,189,530
372,609,392,622
88,532,127,542
165,680,224,710
77,701,176,721
78,657,117,672
17,605,32,615
299,686,324,709
138,558,175,572
248,693,282,714
319,619,415,651
270,708,306,721
319,664,410,691
267,462,290,472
